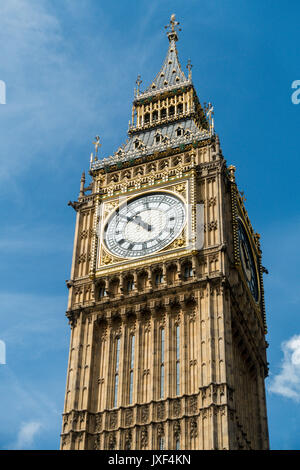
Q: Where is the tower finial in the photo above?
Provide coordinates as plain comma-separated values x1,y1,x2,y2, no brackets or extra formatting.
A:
135,74,142,97
165,13,181,42
93,135,101,161
187,59,192,80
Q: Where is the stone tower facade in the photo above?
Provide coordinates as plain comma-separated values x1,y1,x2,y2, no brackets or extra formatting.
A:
60,16,269,450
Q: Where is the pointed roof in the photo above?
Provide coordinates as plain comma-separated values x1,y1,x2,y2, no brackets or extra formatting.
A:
144,39,188,93
90,15,213,173
136,14,191,100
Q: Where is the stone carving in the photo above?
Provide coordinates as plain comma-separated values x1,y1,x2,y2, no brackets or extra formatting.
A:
124,429,132,450
61,434,70,447
108,432,116,450
110,411,117,428
140,427,148,448
141,405,149,423
95,414,102,432
94,434,100,450
173,420,181,438
157,423,164,437
157,402,165,419
125,409,133,426
173,399,181,417
189,396,198,413
190,418,198,438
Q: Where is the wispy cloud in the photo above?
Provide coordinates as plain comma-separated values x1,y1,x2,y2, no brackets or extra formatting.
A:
10,421,42,450
269,335,300,402
0,0,117,185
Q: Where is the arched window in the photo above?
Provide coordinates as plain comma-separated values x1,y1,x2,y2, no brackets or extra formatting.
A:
125,277,134,294
161,108,167,120
176,127,183,137
137,271,148,291
154,133,161,144
109,278,120,297
183,263,193,280
98,282,107,299
169,105,175,117
154,270,163,286
152,110,158,122
167,264,177,284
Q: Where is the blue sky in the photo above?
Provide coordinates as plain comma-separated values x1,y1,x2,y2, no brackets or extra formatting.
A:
0,0,299,450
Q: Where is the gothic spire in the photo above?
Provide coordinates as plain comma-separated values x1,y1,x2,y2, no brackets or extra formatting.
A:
138,14,190,98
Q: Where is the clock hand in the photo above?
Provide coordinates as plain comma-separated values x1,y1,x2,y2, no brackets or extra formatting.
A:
118,213,152,231
133,215,152,232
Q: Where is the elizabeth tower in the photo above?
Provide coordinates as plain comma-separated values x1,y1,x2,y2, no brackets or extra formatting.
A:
60,16,269,450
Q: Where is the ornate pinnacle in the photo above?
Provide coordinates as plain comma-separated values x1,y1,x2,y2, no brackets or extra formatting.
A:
187,59,192,80
165,14,181,42
135,74,142,97
92,135,101,161
228,165,236,183
206,103,214,134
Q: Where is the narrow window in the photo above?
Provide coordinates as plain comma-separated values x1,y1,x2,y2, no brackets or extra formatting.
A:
126,277,134,294
176,325,180,396
160,328,165,398
113,337,120,408
176,438,180,450
98,284,106,299
129,335,135,404
183,263,193,280
155,271,163,286
169,105,175,116
159,437,165,450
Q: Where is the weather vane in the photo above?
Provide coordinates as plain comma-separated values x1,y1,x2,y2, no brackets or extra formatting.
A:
165,14,181,41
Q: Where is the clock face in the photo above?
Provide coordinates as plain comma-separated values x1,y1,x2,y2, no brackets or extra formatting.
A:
237,218,259,302
104,192,186,259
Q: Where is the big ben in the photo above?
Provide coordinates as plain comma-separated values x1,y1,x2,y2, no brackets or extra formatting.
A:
60,15,269,450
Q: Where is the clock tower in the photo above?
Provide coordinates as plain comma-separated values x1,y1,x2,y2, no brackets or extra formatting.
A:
60,15,269,450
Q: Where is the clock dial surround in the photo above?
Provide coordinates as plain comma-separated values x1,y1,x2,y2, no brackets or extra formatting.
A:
104,192,186,259
237,218,259,302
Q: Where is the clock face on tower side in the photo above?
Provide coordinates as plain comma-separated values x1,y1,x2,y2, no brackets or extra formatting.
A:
104,192,186,259
237,218,259,302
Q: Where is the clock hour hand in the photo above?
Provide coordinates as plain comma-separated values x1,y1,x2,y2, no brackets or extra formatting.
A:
133,215,152,232
117,213,152,231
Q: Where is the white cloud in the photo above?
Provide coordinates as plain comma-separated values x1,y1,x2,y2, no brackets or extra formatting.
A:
11,421,42,450
269,335,300,402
